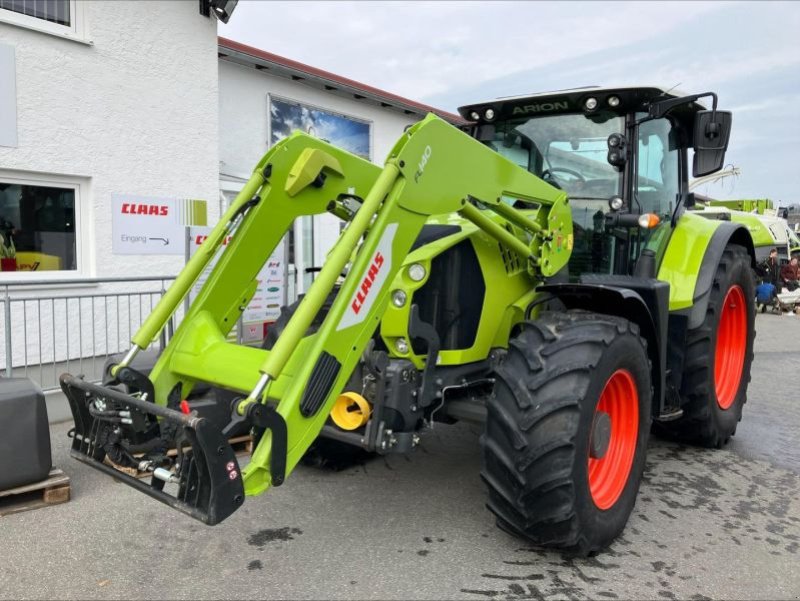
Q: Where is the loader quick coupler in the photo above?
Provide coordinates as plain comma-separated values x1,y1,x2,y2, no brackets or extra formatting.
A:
60,373,245,525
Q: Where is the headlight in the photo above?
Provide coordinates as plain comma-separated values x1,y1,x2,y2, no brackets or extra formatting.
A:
469,111,480,121
608,196,624,211
391,289,407,307
585,97,598,110
408,263,426,282
484,108,495,120
608,95,620,107
395,338,409,354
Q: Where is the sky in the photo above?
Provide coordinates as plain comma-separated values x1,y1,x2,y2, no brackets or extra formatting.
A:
220,1,800,204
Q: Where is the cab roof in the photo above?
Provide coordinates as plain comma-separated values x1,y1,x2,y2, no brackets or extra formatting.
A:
458,85,707,124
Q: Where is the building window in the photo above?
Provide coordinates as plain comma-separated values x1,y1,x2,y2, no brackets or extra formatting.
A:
0,0,70,25
0,0,88,43
0,175,82,274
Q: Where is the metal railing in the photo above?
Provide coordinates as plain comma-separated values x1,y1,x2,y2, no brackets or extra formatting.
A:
0,275,182,392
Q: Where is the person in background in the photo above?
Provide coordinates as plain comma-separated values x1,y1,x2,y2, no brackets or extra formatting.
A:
780,255,800,291
759,247,781,288
754,248,780,313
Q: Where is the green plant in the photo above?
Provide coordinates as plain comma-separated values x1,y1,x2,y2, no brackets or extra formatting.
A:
0,233,16,259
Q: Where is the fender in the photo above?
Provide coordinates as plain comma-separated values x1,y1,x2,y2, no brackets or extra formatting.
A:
686,221,754,329
538,277,670,417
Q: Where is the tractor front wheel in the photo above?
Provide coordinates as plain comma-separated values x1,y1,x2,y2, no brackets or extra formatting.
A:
658,244,755,448
482,311,652,555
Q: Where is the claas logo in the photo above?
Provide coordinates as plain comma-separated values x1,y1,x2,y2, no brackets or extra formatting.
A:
194,235,232,246
121,203,169,216
351,252,385,315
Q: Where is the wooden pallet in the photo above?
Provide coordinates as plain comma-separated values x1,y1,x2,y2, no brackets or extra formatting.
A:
0,469,71,517
103,434,254,480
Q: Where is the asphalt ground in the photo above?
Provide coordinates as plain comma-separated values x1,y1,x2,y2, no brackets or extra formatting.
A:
1,313,799,600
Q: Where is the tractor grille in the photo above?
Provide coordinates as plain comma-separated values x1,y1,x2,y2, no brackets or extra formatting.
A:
498,242,523,274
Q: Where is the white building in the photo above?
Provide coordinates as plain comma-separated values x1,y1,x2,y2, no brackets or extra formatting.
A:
0,1,222,413
0,0,221,280
0,2,460,416
217,37,463,296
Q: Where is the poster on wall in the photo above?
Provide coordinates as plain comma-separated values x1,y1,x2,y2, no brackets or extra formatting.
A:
112,194,207,255
187,227,287,334
269,96,371,159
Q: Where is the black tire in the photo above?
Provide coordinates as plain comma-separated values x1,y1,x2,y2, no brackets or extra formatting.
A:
482,311,652,555
657,244,755,448
263,289,374,470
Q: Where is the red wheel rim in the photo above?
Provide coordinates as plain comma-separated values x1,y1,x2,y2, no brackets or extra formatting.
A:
714,285,747,410
588,369,639,510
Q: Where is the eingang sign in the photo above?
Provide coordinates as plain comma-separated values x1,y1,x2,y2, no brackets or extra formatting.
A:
112,194,207,255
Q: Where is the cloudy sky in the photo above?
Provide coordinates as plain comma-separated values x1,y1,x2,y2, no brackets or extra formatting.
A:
221,1,800,204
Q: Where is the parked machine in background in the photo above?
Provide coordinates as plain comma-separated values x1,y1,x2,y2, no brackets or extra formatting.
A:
695,204,800,262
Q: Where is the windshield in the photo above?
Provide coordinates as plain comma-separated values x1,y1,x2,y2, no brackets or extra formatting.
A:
489,112,624,200
487,112,626,276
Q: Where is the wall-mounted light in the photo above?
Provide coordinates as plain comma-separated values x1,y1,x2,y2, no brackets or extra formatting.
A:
200,0,239,24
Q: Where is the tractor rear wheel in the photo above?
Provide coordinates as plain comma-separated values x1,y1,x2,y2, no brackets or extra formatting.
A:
482,311,651,555
658,244,755,448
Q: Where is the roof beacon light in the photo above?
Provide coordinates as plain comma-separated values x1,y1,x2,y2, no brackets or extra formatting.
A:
585,97,598,111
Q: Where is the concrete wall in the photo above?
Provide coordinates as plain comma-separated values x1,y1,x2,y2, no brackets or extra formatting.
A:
0,0,220,279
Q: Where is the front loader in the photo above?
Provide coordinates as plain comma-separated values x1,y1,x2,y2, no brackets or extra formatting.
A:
59,86,755,554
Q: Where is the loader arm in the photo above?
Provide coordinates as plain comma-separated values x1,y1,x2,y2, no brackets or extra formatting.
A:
61,113,572,523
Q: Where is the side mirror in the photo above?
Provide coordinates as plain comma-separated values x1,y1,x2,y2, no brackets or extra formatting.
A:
693,110,732,177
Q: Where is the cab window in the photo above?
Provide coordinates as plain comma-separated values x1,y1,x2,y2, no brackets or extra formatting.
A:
635,118,680,218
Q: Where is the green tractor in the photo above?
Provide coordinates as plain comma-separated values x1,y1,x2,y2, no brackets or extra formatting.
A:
60,86,755,555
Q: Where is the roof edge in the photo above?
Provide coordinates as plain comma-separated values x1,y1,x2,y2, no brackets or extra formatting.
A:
218,37,466,125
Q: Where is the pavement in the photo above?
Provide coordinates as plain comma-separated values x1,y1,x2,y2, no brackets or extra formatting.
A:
1,313,799,600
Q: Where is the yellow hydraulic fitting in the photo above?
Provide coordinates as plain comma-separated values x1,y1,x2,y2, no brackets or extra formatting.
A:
330,391,371,431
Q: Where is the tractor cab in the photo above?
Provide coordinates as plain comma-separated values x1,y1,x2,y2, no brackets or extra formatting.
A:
459,86,732,277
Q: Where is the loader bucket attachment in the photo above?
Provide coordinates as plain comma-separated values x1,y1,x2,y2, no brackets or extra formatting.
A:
60,374,245,525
